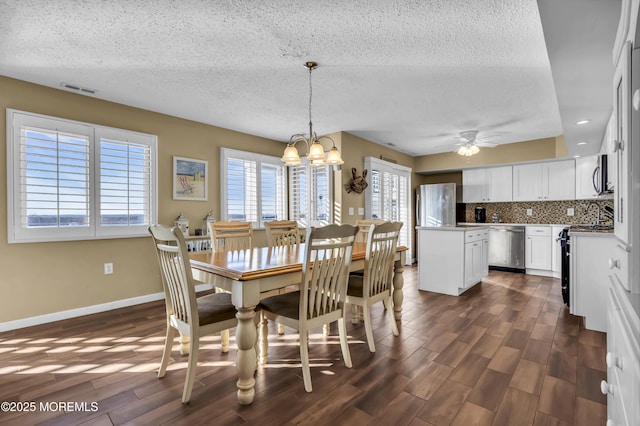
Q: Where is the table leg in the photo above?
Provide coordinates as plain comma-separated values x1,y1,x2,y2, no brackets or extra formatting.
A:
179,334,190,355
235,306,257,405
393,259,405,321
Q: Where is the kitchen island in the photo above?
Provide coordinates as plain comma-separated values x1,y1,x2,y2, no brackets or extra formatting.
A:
417,225,489,296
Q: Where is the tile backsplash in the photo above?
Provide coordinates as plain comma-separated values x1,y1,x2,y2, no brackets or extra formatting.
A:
464,199,614,225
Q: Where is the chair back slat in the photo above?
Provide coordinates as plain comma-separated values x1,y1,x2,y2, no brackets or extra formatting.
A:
363,222,403,298
355,219,386,243
208,221,253,252
265,220,301,247
149,225,198,328
301,224,357,320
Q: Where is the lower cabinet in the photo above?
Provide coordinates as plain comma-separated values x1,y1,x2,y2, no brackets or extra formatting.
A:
417,227,489,296
464,231,488,288
603,280,640,426
569,232,616,332
551,225,564,278
525,226,552,273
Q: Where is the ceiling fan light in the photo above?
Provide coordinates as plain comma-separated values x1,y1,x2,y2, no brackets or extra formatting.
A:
457,146,468,156
470,145,480,154
325,146,344,165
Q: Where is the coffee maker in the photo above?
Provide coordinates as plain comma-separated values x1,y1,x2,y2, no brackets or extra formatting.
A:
475,207,486,223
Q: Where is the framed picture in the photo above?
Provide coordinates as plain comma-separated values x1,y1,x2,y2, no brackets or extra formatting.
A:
173,156,208,201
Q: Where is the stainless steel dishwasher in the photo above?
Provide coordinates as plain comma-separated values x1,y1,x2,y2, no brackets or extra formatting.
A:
488,225,525,272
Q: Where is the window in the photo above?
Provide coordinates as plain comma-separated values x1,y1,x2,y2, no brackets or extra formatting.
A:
7,109,157,243
289,160,332,227
220,148,287,228
364,157,412,264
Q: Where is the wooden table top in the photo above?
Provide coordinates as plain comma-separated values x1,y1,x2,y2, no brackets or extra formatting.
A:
190,243,407,281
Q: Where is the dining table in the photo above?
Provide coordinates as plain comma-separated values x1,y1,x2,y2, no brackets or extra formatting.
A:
189,241,407,405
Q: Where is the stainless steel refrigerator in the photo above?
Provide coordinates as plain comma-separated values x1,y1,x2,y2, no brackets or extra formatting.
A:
416,183,462,227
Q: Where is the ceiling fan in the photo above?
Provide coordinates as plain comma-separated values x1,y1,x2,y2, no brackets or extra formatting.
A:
454,130,497,156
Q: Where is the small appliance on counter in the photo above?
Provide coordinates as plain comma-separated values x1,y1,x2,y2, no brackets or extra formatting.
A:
475,207,486,223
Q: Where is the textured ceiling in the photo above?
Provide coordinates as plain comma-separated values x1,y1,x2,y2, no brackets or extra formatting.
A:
0,0,619,157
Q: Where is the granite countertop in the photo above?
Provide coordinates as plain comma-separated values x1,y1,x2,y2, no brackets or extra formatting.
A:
457,222,615,235
416,225,489,231
457,222,569,227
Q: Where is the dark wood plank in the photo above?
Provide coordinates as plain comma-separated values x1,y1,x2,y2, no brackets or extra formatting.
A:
0,267,607,425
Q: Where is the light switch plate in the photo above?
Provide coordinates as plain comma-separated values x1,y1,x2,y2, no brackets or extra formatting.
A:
348,207,354,216
526,208,533,216
567,208,574,216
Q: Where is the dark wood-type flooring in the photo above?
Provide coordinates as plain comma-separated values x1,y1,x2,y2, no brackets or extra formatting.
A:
0,267,607,425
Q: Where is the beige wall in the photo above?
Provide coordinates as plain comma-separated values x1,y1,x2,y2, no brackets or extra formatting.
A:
0,75,571,325
338,132,416,226
0,76,287,323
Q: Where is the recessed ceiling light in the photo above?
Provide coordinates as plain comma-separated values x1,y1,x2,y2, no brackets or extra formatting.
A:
573,155,581,158
576,119,591,125
577,141,589,145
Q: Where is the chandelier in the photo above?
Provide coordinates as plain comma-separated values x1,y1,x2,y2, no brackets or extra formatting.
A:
281,61,344,167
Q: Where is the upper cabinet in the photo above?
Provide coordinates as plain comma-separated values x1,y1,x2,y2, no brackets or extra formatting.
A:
613,40,632,245
462,166,512,203
513,160,575,202
575,155,600,200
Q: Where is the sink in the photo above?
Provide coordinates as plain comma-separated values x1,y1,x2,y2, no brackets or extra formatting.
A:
570,224,614,232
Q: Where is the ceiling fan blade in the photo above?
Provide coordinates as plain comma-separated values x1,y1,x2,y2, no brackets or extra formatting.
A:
476,141,497,148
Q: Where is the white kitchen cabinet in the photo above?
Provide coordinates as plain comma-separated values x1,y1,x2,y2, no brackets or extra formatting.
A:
575,155,600,199
613,41,631,248
462,168,486,203
603,278,640,426
569,232,616,332
464,229,488,288
513,160,575,202
417,227,488,296
525,226,552,273
462,166,512,203
551,225,564,279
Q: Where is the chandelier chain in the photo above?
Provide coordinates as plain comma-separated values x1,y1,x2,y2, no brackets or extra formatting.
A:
308,66,313,129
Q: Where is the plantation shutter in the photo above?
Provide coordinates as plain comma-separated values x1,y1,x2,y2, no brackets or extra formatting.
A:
98,138,152,228
226,157,258,224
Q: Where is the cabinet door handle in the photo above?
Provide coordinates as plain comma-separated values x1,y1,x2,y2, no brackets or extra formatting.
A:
600,380,614,395
608,258,620,270
606,352,622,370
613,139,624,152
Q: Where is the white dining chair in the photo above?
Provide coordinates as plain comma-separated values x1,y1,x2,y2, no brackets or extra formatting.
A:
259,224,358,392
148,224,238,403
346,221,403,352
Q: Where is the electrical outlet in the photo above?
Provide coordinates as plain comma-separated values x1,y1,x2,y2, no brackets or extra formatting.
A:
358,207,365,215
348,207,354,216
104,263,113,275
526,208,533,216
567,208,574,216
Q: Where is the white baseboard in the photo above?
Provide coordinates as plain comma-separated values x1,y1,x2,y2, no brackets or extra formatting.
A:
0,284,211,333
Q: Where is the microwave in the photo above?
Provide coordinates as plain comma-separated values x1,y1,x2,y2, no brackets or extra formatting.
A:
593,154,612,195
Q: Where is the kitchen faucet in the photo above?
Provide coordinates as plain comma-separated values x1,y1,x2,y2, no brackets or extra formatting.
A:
585,202,601,226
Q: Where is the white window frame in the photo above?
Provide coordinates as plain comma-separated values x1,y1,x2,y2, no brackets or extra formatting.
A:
288,159,333,228
220,147,287,229
364,156,412,264
6,109,157,243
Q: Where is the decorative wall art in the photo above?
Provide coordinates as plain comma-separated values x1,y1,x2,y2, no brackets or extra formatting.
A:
344,168,368,194
173,156,208,201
